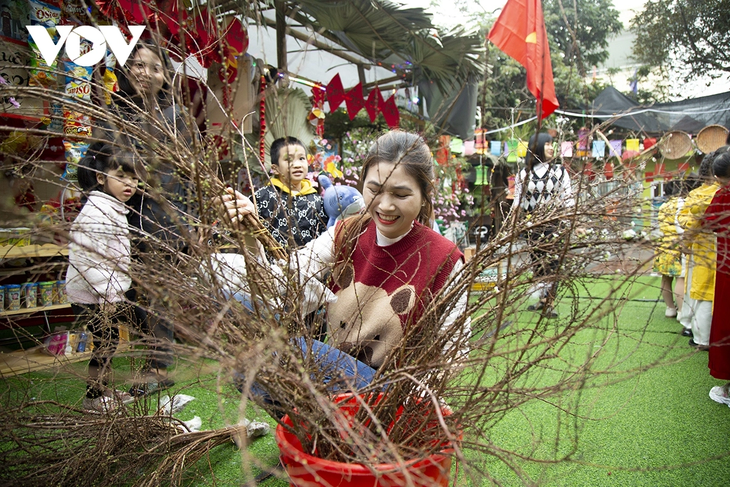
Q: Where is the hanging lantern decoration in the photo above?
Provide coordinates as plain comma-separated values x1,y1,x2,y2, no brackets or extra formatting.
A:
259,75,267,164
308,86,326,137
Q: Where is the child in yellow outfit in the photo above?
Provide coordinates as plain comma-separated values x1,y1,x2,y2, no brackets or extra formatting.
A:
677,151,725,349
653,180,684,318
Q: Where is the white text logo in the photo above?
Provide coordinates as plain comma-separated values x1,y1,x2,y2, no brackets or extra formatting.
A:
26,25,145,67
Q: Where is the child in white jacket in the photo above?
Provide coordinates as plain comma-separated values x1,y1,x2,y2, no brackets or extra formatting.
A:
66,142,146,413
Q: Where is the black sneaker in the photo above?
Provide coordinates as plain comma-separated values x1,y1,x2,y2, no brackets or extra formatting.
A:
689,339,709,351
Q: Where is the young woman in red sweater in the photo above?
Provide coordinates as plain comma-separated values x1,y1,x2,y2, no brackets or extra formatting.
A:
218,131,470,384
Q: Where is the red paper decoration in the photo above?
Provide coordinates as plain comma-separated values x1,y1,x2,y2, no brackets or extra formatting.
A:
365,87,383,122
380,94,400,128
326,74,345,111
323,74,399,127
308,87,326,137
344,83,365,121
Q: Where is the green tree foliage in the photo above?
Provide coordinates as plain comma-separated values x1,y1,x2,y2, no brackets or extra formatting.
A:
631,0,730,82
544,0,624,77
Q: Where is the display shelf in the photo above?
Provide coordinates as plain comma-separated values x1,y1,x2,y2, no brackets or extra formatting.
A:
0,345,91,377
0,244,68,259
0,303,71,318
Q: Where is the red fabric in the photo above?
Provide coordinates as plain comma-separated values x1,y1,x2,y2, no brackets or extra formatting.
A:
380,95,400,128
96,0,152,24
604,161,614,179
436,135,450,165
365,87,383,122
487,0,559,119
704,184,730,380
326,74,345,111
344,83,365,121
643,137,657,149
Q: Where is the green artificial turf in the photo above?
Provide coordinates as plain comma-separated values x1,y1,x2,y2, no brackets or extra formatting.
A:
2,275,729,486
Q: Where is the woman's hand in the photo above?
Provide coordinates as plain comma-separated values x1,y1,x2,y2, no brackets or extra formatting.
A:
215,188,256,228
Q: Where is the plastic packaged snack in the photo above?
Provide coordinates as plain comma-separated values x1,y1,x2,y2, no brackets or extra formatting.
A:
62,139,88,182
28,0,62,88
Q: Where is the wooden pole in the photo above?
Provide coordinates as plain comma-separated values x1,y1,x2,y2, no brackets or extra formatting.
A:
275,0,288,73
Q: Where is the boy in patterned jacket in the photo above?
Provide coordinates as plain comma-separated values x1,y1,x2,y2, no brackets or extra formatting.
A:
255,137,327,250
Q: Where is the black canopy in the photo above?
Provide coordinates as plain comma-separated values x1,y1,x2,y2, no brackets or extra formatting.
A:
589,86,730,135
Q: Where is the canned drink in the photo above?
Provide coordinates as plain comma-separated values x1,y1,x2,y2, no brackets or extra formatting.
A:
6,284,21,311
22,283,38,308
38,282,55,307
55,280,67,304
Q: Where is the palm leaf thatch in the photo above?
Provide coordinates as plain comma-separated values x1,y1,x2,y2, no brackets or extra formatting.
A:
263,87,313,169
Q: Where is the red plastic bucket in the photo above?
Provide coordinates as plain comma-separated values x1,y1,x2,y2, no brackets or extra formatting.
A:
275,394,456,487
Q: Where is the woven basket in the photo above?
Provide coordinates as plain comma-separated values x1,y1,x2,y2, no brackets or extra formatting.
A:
696,124,729,154
657,131,694,159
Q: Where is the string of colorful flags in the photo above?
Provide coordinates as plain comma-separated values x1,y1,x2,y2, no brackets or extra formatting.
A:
472,128,659,162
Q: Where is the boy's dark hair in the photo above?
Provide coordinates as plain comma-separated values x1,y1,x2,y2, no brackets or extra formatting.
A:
270,137,307,166
712,147,730,178
77,141,147,192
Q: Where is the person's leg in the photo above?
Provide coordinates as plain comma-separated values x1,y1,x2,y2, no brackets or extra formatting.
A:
296,337,376,391
233,336,377,419
690,299,712,348
126,287,175,396
73,304,110,398
677,259,694,336
660,275,677,316
674,276,685,314
74,303,127,411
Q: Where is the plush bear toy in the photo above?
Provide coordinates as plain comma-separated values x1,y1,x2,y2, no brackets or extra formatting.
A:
317,174,365,228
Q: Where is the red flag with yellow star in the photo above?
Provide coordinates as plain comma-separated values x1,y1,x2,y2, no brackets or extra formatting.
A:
487,0,559,119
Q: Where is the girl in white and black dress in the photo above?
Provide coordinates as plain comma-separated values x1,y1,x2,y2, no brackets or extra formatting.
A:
512,132,575,317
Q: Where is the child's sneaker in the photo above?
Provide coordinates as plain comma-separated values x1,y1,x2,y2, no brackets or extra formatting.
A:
83,395,121,413
709,384,730,407
665,307,677,318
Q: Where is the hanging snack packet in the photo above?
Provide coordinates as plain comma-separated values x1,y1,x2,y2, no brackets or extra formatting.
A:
62,108,92,138
62,58,93,140
62,140,88,182
103,51,118,106
63,58,93,102
27,0,62,88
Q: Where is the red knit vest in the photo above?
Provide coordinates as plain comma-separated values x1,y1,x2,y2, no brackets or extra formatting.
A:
328,220,463,367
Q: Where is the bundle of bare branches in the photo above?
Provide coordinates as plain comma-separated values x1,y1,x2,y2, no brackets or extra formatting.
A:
0,5,688,486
